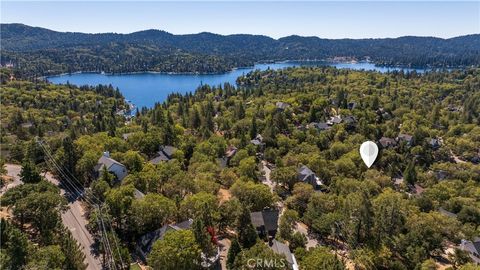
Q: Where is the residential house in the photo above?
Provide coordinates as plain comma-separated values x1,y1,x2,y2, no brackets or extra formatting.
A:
307,122,331,131
429,138,441,150
269,240,299,270
276,102,290,111
149,145,176,165
250,209,279,239
327,116,342,125
434,170,449,181
376,108,391,119
439,207,457,219
460,238,480,264
343,115,357,129
136,219,193,261
347,102,357,110
393,177,404,189
396,134,413,146
21,122,33,129
297,165,323,190
217,145,238,168
94,152,127,182
250,134,265,150
378,137,397,148
133,188,145,199
225,145,238,159
122,132,134,141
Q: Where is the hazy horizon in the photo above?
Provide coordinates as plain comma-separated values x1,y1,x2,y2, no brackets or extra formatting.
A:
1,1,479,39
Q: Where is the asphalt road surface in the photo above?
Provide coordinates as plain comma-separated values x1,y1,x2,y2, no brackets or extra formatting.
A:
2,164,102,270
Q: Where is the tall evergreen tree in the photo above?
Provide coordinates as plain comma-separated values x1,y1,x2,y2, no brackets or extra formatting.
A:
249,116,257,140
227,237,241,269
20,159,42,184
404,160,417,186
236,206,258,249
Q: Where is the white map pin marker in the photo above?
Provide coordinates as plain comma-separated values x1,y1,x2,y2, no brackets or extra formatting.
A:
360,141,378,168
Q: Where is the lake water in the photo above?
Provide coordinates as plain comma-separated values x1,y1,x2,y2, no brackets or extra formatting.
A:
48,61,428,108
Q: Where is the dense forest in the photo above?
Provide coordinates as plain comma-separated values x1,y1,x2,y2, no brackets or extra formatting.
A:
1,24,479,77
1,66,479,269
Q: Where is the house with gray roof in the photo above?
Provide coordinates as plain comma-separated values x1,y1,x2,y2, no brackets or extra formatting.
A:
269,240,299,270
276,102,290,110
348,102,357,110
429,138,441,150
94,152,127,182
250,209,279,238
149,145,177,165
136,219,193,261
298,165,323,190
133,188,145,199
460,237,480,264
379,137,397,148
439,207,457,219
122,132,134,141
396,134,413,146
327,116,342,125
250,134,265,149
308,122,331,131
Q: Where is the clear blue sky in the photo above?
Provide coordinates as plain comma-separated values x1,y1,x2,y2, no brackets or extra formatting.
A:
2,1,479,39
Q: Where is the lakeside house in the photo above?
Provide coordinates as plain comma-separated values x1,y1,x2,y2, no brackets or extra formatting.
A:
460,237,480,264
269,239,299,270
94,152,127,182
250,209,280,239
149,145,177,165
297,165,323,190
136,219,193,261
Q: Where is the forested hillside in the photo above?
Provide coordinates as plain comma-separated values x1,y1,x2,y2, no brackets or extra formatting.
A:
1,67,479,269
1,24,479,77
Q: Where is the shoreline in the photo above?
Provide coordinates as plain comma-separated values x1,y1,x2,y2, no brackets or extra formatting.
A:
39,59,460,80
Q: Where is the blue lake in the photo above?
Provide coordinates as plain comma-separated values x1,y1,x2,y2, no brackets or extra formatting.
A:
48,61,428,108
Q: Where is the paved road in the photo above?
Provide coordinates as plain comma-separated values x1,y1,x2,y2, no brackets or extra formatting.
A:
2,164,102,270
0,164,23,195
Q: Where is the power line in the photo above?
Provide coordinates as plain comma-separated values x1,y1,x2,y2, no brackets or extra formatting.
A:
37,139,124,269
38,139,126,268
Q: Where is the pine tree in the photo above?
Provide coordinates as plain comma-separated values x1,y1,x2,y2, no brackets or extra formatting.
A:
237,206,258,249
20,159,42,184
60,228,87,270
249,116,257,140
227,237,241,269
403,160,417,186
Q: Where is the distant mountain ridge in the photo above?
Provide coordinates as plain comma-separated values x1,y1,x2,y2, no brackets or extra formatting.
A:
1,23,479,76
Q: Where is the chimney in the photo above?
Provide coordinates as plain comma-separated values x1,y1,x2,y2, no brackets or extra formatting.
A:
268,235,273,246
103,151,110,158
